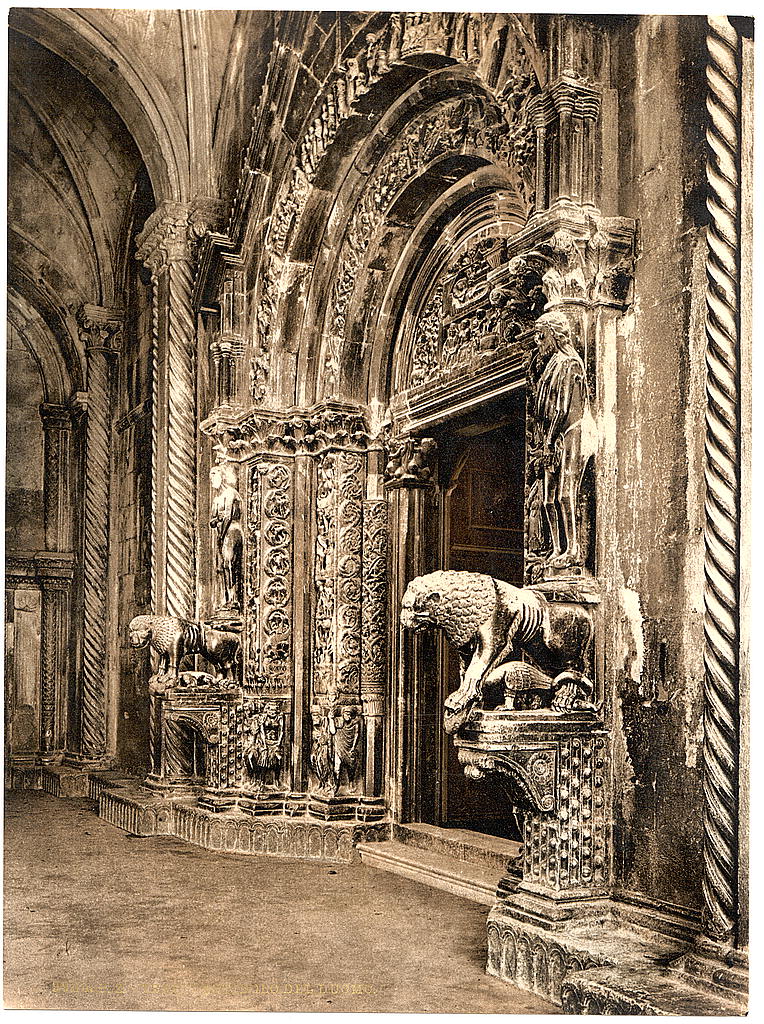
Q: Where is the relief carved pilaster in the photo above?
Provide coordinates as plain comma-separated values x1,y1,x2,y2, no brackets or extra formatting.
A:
39,403,73,553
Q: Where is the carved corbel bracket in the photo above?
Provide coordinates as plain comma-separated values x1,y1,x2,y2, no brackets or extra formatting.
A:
457,744,557,813
383,435,438,488
522,212,636,310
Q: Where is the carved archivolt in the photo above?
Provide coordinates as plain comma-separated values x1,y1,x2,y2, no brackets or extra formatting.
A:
252,15,540,404
321,94,533,396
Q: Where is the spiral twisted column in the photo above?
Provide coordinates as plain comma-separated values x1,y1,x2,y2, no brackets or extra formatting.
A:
137,204,201,781
702,15,742,947
77,307,122,760
137,203,197,621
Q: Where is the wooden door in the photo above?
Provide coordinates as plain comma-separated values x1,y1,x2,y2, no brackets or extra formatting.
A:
438,408,525,837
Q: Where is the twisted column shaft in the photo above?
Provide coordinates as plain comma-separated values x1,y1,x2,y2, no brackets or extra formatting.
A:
702,15,741,946
164,256,197,619
77,309,121,760
137,204,200,780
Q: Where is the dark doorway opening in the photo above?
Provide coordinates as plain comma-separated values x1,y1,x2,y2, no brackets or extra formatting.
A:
417,390,526,841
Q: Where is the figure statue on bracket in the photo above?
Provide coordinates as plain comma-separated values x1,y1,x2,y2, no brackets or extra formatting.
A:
529,311,596,570
209,462,244,612
245,700,285,788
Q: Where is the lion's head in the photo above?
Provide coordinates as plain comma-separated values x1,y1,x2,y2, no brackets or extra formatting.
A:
128,615,152,649
400,571,496,648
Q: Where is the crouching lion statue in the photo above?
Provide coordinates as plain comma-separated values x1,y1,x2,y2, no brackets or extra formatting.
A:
127,615,240,682
400,570,595,733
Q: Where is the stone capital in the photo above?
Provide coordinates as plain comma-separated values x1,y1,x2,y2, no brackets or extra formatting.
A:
528,76,601,128
136,200,193,272
39,402,73,432
77,304,123,355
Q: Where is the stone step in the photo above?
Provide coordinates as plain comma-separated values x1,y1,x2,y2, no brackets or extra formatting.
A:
356,838,505,906
561,965,745,1016
394,821,521,874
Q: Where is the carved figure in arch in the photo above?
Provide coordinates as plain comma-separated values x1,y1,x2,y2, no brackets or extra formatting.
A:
209,462,244,611
400,570,593,733
530,311,596,568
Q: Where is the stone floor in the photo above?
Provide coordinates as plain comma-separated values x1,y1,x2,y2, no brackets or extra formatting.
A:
4,791,557,1013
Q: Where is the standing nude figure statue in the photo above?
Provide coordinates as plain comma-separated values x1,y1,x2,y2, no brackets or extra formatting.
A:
209,462,244,611
532,311,596,568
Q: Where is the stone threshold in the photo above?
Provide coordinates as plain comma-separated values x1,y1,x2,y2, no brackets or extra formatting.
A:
356,837,503,906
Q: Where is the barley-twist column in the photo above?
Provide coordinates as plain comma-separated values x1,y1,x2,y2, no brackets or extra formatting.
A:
137,203,197,620
702,15,741,947
77,306,122,762
137,204,199,781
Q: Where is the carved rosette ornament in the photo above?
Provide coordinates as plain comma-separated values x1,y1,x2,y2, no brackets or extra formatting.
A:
701,15,742,947
246,460,294,694
77,305,122,759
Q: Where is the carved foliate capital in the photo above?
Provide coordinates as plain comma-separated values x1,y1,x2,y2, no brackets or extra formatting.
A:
202,403,375,459
77,304,123,355
528,76,601,127
384,435,438,487
527,212,636,308
136,201,193,273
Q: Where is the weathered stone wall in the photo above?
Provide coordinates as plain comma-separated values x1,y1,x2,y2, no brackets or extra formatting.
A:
608,15,708,915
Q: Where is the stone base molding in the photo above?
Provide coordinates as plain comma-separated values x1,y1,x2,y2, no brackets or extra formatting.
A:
487,895,747,1014
93,777,390,864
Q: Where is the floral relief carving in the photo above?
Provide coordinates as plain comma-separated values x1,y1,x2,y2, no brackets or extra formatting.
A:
247,461,293,693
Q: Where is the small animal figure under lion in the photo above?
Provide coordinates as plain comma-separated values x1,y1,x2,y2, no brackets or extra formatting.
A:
400,570,596,733
127,615,240,693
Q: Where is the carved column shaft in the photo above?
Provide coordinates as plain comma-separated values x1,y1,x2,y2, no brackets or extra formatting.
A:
39,404,73,553
701,14,742,948
78,307,121,760
38,576,70,756
361,494,388,798
137,203,198,621
384,437,439,821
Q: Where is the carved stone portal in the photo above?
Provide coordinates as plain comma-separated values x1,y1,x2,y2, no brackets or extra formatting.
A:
400,570,595,734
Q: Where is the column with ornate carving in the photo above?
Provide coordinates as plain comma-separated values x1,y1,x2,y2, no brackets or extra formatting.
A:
136,203,202,782
361,478,388,804
384,434,440,822
76,306,121,763
308,417,368,819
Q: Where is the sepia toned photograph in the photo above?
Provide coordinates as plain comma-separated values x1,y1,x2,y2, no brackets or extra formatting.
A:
5,8,751,1014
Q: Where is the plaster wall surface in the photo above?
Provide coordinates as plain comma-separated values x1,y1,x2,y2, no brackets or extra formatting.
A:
610,15,708,914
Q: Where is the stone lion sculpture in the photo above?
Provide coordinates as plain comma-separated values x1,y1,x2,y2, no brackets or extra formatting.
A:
127,615,240,681
400,570,594,733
